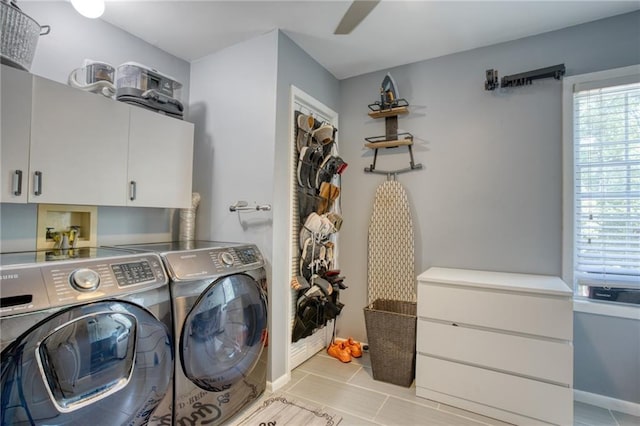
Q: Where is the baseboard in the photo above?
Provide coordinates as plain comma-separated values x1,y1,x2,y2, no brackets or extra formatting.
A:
267,372,291,393
574,389,640,417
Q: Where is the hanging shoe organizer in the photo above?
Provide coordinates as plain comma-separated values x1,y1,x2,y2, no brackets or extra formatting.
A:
291,109,348,344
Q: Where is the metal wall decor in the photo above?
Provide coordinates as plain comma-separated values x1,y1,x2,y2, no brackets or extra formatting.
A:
364,73,422,175
485,64,566,91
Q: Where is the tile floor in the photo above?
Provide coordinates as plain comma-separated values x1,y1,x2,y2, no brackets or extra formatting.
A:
235,350,640,426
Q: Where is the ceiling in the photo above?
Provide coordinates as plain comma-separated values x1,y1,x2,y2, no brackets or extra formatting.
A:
100,1,640,80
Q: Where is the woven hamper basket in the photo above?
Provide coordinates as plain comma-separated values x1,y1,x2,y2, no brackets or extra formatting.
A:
364,299,417,387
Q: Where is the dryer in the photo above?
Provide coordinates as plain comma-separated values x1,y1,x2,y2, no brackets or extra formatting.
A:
0,248,174,426
114,241,268,426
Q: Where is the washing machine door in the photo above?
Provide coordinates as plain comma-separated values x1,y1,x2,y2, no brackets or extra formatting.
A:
0,300,173,426
181,273,267,392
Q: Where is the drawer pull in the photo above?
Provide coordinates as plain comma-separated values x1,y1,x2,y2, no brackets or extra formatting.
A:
129,181,136,201
452,323,458,327
12,170,22,196
34,171,42,196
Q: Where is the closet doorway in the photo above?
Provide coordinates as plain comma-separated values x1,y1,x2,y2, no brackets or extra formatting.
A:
288,86,340,369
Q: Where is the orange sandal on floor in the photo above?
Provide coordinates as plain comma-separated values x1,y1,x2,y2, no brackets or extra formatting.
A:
346,338,362,358
335,338,362,358
327,341,351,363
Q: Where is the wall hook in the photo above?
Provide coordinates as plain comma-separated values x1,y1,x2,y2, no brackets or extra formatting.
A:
484,64,566,90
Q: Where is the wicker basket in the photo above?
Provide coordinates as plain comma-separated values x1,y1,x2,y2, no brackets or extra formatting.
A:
0,1,49,71
363,299,417,387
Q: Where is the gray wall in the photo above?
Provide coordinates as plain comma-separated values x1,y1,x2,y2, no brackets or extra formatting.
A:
189,31,277,257
574,312,640,403
22,2,191,101
188,30,279,380
1,2,191,251
337,11,640,403
2,1,638,404
273,31,340,382
187,30,340,386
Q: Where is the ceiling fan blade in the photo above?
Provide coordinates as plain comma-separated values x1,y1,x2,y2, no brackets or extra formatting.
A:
334,0,381,35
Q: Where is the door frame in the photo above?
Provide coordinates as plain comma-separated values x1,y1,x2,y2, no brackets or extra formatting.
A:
287,86,339,370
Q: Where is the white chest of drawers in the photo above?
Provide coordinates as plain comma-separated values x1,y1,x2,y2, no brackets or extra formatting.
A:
416,267,573,425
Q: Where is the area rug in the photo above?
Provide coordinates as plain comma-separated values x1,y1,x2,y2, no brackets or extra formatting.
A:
235,394,342,426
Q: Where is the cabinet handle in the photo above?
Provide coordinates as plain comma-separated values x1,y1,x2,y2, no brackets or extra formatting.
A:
12,170,23,196
129,181,136,201
34,171,42,196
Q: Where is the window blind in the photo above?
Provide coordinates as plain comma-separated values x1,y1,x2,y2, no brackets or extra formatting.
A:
573,81,640,289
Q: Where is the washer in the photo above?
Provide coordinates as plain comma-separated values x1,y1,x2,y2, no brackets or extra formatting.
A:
114,241,268,426
0,248,174,426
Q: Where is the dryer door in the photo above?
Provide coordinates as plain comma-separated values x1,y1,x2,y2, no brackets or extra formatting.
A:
180,273,268,392
0,300,173,426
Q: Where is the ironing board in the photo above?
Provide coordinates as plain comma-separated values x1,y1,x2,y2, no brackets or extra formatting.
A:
367,179,416,304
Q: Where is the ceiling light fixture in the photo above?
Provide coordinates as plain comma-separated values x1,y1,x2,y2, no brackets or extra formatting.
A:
70,0,105,19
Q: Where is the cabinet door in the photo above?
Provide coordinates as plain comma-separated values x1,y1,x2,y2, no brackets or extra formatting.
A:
29,76,129,205
1,66,32,203
127,107,194,208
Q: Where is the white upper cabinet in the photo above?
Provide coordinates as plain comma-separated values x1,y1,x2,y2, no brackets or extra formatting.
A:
127,107,194,208
1,69,194,208
30,75,130,205
1,66,32,203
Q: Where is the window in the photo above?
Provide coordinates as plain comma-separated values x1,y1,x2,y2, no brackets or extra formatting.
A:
563,66,640,306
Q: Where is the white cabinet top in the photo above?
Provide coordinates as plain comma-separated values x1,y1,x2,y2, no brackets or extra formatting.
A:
418,267,572,297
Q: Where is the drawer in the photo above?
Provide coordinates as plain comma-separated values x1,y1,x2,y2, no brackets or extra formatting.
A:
417,319,572,385
417,282,572,340
416,355,573,425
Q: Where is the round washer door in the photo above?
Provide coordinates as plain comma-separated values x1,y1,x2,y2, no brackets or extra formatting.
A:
1,300,173,426
181,273,267,392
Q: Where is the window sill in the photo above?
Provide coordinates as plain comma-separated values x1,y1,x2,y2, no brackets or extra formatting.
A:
574,298,640,320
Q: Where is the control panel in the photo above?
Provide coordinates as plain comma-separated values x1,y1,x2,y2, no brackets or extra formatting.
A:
0,267,51,317
164,244,264,281
41,254,166,309
70,268,101,291
0,253,166,316
236,246,260,264
112,260,159,287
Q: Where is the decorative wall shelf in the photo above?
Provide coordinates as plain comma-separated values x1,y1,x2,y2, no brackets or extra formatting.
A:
364,101,422,174
367,105,409,119
365,133,413,149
